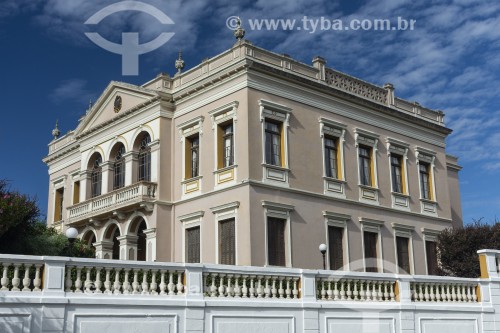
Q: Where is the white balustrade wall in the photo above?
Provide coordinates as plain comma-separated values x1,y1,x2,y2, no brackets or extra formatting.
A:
1,251,500,333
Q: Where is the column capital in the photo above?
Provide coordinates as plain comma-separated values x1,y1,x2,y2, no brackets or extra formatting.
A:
117,235,138,245
143,228,157,239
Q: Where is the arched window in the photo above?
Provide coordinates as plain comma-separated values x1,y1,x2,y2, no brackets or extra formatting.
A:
138,133,151,182
113,145,126,190
136,220,147,261
91,155,102,198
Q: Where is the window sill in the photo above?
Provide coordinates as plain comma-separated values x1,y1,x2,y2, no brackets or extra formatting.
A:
420,198,438,216
358,184,379,191
358,185,379,205
213,164,238,174
323,176,346,183
181,175,203,184
214,165,237,187
261,163,290,171
262,164,289,186
323,177,346,198
392,192,410,211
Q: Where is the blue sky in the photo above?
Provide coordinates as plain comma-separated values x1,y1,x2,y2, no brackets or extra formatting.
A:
0,0,498,224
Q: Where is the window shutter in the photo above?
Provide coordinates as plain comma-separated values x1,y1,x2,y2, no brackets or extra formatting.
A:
328,226,344,270
186,227,200,263
426,241,438,275
219,219,235,265
267,218,286,266
396,236,410,274
364,231,378,272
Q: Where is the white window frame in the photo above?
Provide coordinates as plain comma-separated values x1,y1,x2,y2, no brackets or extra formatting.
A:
323,211,350,271
179,211,204,263
416,147,437,216
386,138,410,211
70,171,80,205
177,116,204,197
391,222,415,274
209,101,239,189
259,100,292,187
359,217,384,273
355,128,380,205
421,228,441,275
319,118,347,199
262,201,294,267
211,201,240,265
51,175,67,225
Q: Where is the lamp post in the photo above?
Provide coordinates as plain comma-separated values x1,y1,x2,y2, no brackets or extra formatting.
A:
319,243,327,270
65,227,78,257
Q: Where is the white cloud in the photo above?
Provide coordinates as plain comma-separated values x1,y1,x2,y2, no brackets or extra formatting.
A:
49,79,95,106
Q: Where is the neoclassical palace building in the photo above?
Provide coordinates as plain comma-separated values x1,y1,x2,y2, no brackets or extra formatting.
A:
43,38,462,275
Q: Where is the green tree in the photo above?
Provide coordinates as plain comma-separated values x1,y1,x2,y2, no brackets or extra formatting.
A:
0,180,94,257
437,219,500,278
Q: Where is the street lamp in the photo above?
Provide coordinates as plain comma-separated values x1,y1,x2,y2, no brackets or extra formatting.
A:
65,227,78,257
319,243,327,270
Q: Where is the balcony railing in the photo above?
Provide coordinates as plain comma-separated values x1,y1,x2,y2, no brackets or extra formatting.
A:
68,181,157,223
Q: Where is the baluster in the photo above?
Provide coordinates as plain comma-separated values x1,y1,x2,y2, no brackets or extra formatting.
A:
150,271,158,295
256,276,263,298
466,284,472,302
176,271,184,295
340,280,346,300
365,281,372,301
218,274,226,297
22,265,31,292
234,275,241,298
440,284,446,302
292,278,299,299
451,284,457,302
159,271,167,295
320,280,326,300
210,274,217,297
167,271,175,295
353,280,359,301
141,270,149,295
372,281,378,301
327,279,333,300
278,277,284,299
84,267,92,293
1,264,10,291
132,269,140,294
249,276,256,298
346,280,352,301
424,284,430,302
383,282,389,301
122,269,131,295
359,281,365,301
65,266,73,292
472,285,478,302
271,277,277,299
33,265,42,292
285,278,291,299
418,284,424,302
389,282,395,301
241,275,248,298
377,281,382,301
113,269,121,294
11,264,21,291
226,274,233,297
445,284,451,302
94,268,102,293
74,267,82,293
456,284,462,302
104,268,112,295
263,276,270,298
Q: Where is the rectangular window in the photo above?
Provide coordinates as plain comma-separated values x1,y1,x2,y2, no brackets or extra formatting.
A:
324,136,338,179
91,168,102,198
267,217,286,266
359,146,372,186
185,134,200,179
364,231,378,272
396,236,411,274
328,226,344,270
426,241,439,275
265,120,282,166
391,154,403,193
54,188,64,222
419,163,431,199
73,181,80,204
138,149,151,181
219,219,235,265
113,160,125,190
186,226,200,263
218,123,234,168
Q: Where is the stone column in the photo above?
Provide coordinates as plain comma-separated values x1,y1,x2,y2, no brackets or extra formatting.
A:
149,140,160,183
101,161,113,194
312,56,326,81
93,241,113,259
117,235,138,260
80,170,91,201
123,151,138,186
143,228,157,261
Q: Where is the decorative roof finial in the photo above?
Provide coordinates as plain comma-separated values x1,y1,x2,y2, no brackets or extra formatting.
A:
86,99,93,114
234,17,245,41
52,120,60,140
175,50,185,74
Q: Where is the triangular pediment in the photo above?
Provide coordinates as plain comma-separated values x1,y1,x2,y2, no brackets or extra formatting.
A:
75,81,158,136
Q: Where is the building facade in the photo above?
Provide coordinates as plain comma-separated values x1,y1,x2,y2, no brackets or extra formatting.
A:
43,40,462,275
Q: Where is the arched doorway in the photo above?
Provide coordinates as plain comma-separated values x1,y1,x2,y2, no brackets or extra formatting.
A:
112,228,120,260
137,220,147,261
